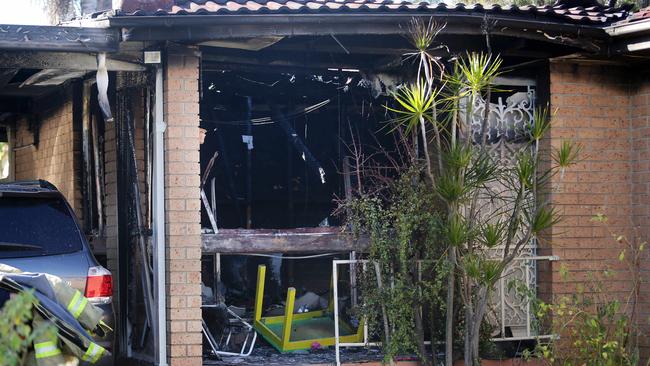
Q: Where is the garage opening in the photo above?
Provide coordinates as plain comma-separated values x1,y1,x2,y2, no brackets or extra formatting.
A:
197,47,408,362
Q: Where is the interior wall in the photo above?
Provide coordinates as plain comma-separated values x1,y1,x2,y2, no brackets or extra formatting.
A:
13,85,84,222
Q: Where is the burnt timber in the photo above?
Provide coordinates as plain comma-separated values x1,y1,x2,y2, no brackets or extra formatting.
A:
0,52,144,71
113,14,608,53
0,24,119,53
202,227,369,253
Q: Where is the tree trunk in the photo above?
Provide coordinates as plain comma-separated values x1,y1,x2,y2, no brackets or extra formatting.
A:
445,247,456,366
464,302,472,366
411,263,429,365
464,287,489,366
414,300,430,365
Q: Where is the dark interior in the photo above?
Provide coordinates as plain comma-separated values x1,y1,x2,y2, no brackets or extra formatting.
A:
199,67,398,229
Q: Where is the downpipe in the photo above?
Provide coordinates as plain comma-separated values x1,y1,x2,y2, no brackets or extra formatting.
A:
153,64,168,366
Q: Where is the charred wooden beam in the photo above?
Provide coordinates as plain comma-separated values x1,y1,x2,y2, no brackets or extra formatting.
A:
115,14,606,39
0,52,144,71
116,15,607,52
202,227,369,253
21,69,88,87
0,24,119,53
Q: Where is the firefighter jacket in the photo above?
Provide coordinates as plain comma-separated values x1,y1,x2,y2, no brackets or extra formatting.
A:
0,264,110,365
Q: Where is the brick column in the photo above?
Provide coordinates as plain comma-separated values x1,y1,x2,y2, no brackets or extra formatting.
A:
541,62,632,303
163,45,203,366
630,77,650,358
542,61,650,361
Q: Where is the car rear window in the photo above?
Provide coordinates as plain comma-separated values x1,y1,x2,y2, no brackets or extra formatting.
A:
0,196,84,258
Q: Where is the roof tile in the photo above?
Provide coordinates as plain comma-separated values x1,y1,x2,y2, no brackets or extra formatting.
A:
117,0,632,25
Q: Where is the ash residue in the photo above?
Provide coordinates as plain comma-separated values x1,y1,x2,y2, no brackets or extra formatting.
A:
204,343,387,365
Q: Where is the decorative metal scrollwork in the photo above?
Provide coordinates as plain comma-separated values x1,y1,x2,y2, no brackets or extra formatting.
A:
461,88,535,145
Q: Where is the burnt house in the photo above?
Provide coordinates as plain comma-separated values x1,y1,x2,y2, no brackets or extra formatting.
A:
2,0,650,364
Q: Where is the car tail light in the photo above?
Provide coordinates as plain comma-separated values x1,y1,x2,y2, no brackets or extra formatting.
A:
85,266,113,304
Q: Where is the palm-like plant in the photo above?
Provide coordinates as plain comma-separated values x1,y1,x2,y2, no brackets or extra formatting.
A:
388,82,442,183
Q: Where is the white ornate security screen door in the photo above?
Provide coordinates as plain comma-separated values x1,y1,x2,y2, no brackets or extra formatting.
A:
461,77,540,340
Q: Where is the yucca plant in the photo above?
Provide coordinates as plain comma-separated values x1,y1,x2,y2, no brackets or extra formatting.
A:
387,82,440,183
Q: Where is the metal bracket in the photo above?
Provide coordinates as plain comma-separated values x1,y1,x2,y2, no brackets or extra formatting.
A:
201,189,219,234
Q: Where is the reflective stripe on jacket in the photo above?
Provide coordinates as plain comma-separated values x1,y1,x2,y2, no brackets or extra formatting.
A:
31,315,65,366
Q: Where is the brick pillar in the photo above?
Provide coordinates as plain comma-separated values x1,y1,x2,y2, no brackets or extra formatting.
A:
103,117,118,292
630,78,650,358
541,62,632,302
163,45,203,366
540,61,650,361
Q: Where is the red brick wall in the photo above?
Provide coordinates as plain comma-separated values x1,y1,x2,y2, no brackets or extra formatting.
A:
545,62,632,298
103,116,118,280
163,46,203,366
545,61,650,355
14,86,83,220
545,63,632,291
630,76,650,355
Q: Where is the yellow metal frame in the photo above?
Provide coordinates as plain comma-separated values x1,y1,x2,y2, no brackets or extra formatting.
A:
253,265,364,352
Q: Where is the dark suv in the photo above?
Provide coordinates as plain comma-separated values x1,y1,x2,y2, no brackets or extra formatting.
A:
0,180,115,364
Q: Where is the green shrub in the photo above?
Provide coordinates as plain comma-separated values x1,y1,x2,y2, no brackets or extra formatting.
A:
523,214,647,366
0,290,54,366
